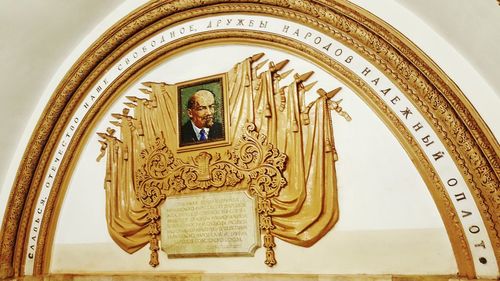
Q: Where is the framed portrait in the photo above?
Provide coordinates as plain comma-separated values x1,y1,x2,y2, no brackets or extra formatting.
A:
176,74,229,152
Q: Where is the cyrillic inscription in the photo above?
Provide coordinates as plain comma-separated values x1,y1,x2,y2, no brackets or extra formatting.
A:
161,191,259,257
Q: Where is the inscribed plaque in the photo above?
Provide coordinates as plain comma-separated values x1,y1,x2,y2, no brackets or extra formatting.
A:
161,190,260,257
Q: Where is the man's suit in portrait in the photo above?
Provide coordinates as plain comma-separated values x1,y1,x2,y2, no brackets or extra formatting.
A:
180,121,223,145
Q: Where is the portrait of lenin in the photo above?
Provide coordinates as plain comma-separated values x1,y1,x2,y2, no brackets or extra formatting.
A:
178,78,225,146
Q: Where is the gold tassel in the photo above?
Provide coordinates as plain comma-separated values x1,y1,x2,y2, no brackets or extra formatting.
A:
265,104,272,118
149,243,159,267
301,112,310,125
279,87,287,112
325,139,332,153
265,249,277,267
264,233,276,248
148,215,160,267
137,121,144,136
292,119,299,132
123,144,129,161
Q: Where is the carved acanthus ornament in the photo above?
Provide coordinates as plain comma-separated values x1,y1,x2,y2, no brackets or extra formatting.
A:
135,124,287,266
97,54,349,267
2,1,497,279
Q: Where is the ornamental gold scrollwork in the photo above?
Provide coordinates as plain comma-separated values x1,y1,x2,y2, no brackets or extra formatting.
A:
98,53,349,268
135,123,287,266
1,1,497,279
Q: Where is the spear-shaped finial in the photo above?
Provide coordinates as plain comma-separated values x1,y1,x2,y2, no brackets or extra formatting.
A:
317,87,342,99
294,71,314,83
326,87,342,99
277,69,293,81
250,52,265,62
97,132,107,139
270,59,289,73
126,96,139,102
316,88,327,97
319,87,351,121
302,81,317,92
97,128,116,139
111,108,130,120
139,88,152,95
255,59,269,71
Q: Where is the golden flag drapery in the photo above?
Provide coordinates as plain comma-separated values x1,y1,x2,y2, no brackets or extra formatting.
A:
250,65,339,247
99,83,178,257
98,54,345,266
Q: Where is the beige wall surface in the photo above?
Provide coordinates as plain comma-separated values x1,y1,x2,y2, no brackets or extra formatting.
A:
0,0,498,280
51,42,454,275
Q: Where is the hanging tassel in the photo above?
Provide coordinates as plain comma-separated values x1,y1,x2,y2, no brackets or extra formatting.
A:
292,119,299,132
264,232,277,267
137,121,145,136
147,209,161,267
325,138,332,153
279,87,287,112
123,144,129,161
149,237,159,267
263,232,276,248
265,249,277,267
301,111,310,125
265,104,272,118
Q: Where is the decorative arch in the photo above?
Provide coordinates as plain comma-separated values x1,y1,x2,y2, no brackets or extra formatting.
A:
0,0,497,279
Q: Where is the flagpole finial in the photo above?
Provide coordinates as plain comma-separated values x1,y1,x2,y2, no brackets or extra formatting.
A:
270,59,289,73
250,52,265,62
295,71,314,83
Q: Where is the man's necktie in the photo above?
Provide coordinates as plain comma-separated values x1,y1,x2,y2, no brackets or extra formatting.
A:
199,129,207,141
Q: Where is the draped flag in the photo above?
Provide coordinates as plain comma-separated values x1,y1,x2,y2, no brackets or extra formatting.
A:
97,53,350,267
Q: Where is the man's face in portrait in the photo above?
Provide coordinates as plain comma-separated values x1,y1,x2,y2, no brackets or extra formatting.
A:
187,90,216,128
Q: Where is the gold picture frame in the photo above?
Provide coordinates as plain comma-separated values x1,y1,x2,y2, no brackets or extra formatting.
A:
176,73,230,152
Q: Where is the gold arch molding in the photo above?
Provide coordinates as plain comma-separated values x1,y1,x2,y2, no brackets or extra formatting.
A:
0,0,498,279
